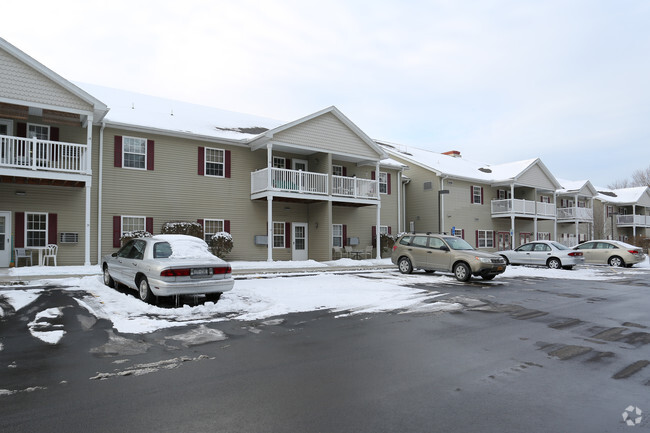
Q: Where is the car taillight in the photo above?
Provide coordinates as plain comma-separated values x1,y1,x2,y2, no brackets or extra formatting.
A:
160,268,191,277
628,250,640,255
568,252,583,257
213,266,232,275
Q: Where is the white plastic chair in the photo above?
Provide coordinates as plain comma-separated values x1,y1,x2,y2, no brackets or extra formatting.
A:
343,246,353,258
364,245,373,259
332,246,343,259
43,244,58,266
15,248,32,267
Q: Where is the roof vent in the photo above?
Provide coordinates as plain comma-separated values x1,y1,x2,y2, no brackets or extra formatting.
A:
479,167,492,173
442,150,461,158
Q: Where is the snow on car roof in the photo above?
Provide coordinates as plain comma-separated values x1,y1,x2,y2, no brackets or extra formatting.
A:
152,235,222,261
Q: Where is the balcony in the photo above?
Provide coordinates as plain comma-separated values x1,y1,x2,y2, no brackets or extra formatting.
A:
251,167,379,201
1,135,88,176
617,214,650,227
491,199,556,218
557,207,593,222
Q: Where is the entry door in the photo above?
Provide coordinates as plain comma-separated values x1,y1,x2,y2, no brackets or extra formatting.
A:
293,159,308,171
519,232,531,247
292,223,308,261
0,211,11,268
497,232,511,251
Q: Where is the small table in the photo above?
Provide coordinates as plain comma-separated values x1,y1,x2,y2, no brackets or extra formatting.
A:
350,250,364,260
28,247,47,266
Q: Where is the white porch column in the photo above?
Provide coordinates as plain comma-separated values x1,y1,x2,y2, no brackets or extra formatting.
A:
633,204,637,237
397,170,402,234
267,197,273,262
590,198,594,240
84,183,91,266
510,215,515,246
574,193,579,242
376,162,381,259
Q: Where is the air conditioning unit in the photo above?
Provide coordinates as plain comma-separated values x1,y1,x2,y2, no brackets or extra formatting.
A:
60,233,79,244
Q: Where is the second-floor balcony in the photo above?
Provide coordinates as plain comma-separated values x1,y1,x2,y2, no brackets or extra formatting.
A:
251,167,379,201
617,214,650,227
491,198,556,218
557,207,593,221
0,135,89,175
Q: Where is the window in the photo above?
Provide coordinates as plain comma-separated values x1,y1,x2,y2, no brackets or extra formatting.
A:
27,123,49,140
537,232,550,240
332,165,343,177
205,148,225,177
477,230,494,248
204,219,224,242
273,157,286,169
452,228,464,238
121,216,145,236
379,172,388,194
606,206,614,217
123,136,147,169
333,224,343,247
379,226,389,235
472,186,483,204
26,212,47,247
273,222,285,248
540,196,550,203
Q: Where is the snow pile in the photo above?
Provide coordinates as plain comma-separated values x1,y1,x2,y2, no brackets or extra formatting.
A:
153,235,218,260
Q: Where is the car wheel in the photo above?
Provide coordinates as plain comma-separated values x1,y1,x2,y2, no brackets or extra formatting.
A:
398,257,413,274
205,292,222,302
608,256,624,267
454,262,471,282
547,258,561,269
481,275,496,280
138,277,155,304
500,255,510,265
103,265,114,288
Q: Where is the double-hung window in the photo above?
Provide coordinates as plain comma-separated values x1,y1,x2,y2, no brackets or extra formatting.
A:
27,123,49,140
332,165,343,177
379,172,388,194
205,148,225,177
26,212,47,247
273,157,286,169
472,186,483,204
273,222,285,248
477,230,494,248
332,224,343,247
204,219,224,242
123,137,147,169
121,216,146,236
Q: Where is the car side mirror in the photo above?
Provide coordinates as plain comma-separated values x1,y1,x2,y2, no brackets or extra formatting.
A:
111,252,117,257
440,245,450,252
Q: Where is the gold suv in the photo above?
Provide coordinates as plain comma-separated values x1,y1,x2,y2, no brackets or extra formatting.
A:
391,233,507,281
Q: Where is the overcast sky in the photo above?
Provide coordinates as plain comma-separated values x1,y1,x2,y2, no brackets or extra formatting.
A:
4,0,649,187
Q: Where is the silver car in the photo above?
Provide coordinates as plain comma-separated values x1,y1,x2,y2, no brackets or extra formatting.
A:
573,240,647,267
499,240,585,270
102,234,234,303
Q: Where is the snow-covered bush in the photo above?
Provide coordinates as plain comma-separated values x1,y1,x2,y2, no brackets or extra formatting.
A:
380,233,396,256
161,221,203,239
120,230,152,245
210,232,233,258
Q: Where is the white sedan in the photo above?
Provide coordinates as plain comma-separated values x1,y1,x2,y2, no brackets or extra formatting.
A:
498,240,585,270
102,234,234,303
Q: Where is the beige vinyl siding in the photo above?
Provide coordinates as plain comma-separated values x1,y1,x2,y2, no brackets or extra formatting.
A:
517,164,557,191
400,162,440,233
308,201,332,261
443,179,494,247
0,49,92,113
273,113,380,160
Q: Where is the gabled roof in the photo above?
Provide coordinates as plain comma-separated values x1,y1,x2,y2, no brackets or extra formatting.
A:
556,178,598,197
77,82,284,143
378,141,562,189
596,186,650,205
0,37,108,121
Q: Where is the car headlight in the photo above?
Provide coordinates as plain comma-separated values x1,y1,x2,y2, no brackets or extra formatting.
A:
475,257,492,263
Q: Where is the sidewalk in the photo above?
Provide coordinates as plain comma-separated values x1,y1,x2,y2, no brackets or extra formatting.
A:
0,258,395,284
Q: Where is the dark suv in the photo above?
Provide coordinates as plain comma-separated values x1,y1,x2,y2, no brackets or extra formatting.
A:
391,233,507,281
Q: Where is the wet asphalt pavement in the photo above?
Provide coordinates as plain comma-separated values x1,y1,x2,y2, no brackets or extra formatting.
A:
1,269,650,432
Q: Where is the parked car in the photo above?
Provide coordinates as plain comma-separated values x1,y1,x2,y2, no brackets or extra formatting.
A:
573,240,647,267
391,233,506,281
102,234,234,303
498,240,584,270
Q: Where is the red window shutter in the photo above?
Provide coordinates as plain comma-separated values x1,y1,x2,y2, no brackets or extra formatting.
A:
224,220,231,233
285,222,291,248
225,150,232,178
197,219,204,228
387,173,392,195
371,171,376,180
17,123,27,137
388,226,392,235
286,158,291,170
198,147,205,175
481,187,484,205
475,230,479,247
15,212,25,248
343,224,347,247
50,127,60,142
372,225,376,240
461,229,465,240
493,231,496,247
146,140,154,171
146,217,154,234
113,216,121,248
114,136,122,168
470,186,473,203
343,167,347,176
48,213,58,245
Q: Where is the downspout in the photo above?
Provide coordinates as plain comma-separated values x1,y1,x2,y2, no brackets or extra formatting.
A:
97,121,105,264
440,177,447,234
397,169,402,235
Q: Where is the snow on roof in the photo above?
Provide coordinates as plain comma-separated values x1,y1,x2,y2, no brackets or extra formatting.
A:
556,178,589,192
596,186,650,203
379,142,537,183
77,83,285,141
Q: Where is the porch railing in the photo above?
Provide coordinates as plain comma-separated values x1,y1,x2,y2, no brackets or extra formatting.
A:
617,214,650,227
251,167,328,195
0,135,88,174
332,175,378,199
557,207,593,221
491,199,556,217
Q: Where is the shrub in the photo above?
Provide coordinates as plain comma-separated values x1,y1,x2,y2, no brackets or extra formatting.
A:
120,230,152,245
210,232,234,258
161,221,204,239
380,233,396,257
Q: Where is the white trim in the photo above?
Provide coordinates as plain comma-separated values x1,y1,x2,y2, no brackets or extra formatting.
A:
120,215,146,236
332,223,343,247
122,136,147,170
204,147,226,178
0,118,13,136
25,212,48,248
272,221,285,249
378,172,388,195
203,218,225,242
27,122,50,140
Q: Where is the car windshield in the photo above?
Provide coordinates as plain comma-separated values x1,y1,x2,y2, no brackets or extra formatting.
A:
550,242,569,250
153,242,173,258
442,236,474,250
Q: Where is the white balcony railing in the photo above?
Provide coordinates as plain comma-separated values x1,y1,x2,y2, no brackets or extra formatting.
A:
557,207,593,221
491,199,556,217
0,135,88,174
617,214,650,227
332,175,378,199
251,167,328,196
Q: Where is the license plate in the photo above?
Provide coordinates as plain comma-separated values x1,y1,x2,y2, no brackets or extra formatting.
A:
191,268,211,276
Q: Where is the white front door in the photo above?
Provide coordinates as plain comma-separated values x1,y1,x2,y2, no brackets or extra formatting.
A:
292,222,308,261
0,211,11,268
293,159,308,171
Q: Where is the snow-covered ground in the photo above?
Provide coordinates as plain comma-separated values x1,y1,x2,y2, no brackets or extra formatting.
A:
1,257,648,344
